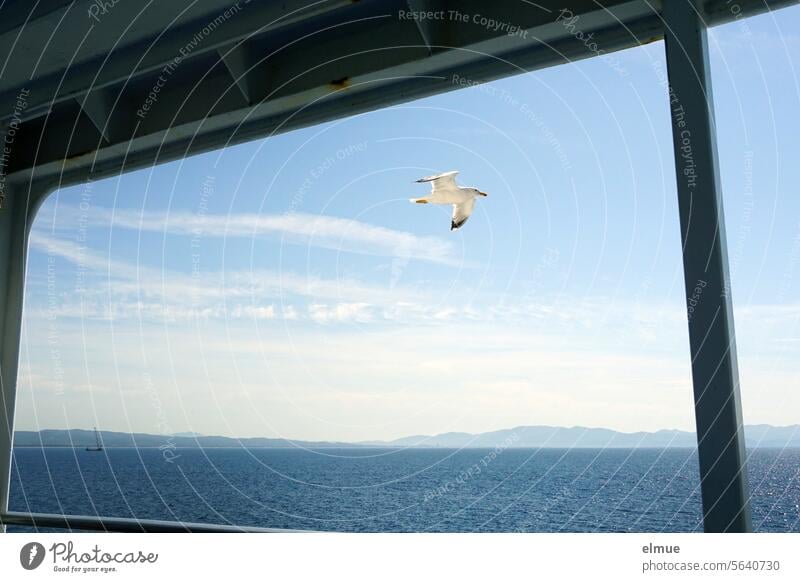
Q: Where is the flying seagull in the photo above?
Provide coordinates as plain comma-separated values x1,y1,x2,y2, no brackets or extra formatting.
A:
410,171,488,230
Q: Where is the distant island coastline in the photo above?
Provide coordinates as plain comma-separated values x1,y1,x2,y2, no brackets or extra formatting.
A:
13,424,800,449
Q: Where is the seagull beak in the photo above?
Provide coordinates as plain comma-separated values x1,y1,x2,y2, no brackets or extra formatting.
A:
479,191,488,197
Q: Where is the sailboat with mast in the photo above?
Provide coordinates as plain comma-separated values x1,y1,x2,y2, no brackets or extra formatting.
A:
85,427,103,452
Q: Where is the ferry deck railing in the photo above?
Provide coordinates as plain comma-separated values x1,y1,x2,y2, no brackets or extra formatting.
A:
0,511,295,533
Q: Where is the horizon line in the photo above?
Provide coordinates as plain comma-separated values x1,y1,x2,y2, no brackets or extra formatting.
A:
14,423,800,445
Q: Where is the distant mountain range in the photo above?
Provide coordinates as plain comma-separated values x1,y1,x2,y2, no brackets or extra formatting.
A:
13,424,800,449
13,429,355,449
361,424,800,448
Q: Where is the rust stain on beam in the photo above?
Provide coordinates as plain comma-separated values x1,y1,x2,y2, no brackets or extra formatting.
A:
329,77,351,90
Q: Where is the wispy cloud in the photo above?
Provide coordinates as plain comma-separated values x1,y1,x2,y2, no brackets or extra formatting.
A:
27,232,436,323
308,302,373,324
26,232,733,340
27,231,695,332
36,205,460,266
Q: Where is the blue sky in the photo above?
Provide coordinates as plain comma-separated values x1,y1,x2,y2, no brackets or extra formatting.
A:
15,8,800,441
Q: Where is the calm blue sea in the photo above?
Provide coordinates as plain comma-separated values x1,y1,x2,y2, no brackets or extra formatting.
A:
8,447,800,532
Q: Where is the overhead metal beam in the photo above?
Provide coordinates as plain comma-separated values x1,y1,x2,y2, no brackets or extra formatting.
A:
4,0,800,189
217,43,260,105
10,0,662,190
404,0,439,55
76,89,119,143
663,0,751,532
703,0,798,25
0,0,356,121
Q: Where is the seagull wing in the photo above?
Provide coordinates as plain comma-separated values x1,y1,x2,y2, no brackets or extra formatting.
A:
416,170,459,193
451,197,476,230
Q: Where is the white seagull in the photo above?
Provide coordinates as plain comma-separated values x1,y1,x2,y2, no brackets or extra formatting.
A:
410,171,488,231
